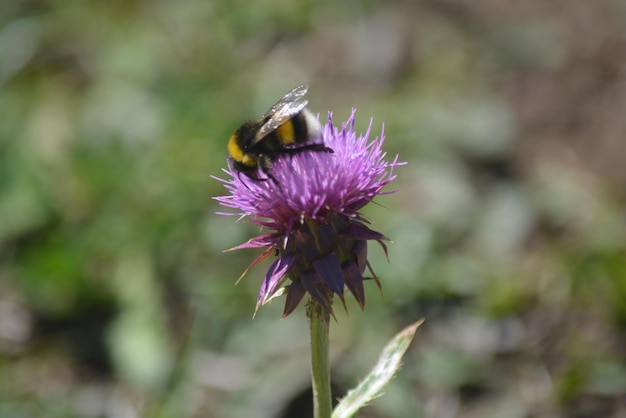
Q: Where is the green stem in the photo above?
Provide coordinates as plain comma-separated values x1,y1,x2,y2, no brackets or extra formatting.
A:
308,300,332,418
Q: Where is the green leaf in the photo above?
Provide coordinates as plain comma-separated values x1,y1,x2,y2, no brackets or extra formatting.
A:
332,319,424,418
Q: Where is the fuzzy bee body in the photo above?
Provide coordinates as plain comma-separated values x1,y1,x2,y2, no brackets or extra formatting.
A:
227,85,332,181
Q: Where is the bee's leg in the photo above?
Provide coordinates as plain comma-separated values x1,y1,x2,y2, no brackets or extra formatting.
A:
263,172,279,184
238,171,255,191
304,143,334,154
278,143,334,155
257,155,279,184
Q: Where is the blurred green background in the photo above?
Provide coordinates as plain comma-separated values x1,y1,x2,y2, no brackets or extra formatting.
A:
2,0,626,417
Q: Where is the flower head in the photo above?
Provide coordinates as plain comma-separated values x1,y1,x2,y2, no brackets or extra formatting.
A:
214,109,403,318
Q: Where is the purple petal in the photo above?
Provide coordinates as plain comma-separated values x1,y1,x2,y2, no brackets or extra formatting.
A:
312,253,344,295
342,222,390,262
227,234,278,251
236,247,275,285
375,240,389,262
256,254,294,309
300,271,334,316
365,260,383,294
342,222,389,242
281,282,306,318
354,240,368,274
343,261,365,310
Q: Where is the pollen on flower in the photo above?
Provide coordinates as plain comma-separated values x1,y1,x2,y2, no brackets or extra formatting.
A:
214,109,404,318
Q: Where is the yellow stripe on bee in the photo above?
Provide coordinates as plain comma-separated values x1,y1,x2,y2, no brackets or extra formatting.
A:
228,134,244,161
277,121,295,144
229,135,257,166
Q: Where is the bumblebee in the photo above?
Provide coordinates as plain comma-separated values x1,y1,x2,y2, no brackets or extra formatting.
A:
227,84,332,182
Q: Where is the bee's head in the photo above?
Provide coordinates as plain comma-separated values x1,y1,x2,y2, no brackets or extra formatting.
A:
234,121,261,151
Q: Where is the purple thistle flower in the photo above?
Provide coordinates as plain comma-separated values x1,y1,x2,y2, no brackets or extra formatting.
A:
214,109,404,318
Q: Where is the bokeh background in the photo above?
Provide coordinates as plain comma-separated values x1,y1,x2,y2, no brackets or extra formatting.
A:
2,0,626,417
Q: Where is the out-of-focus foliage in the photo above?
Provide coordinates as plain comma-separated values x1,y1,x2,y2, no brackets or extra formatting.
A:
1,0,625,417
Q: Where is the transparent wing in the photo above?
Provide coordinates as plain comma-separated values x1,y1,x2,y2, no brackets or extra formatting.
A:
262,84,308,119
254,85,309,144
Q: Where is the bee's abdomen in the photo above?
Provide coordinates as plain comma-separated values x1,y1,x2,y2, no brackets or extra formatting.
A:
276,110,321,147
276,120,297,145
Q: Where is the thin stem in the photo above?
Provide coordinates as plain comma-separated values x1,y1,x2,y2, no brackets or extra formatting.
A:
308,299,332,418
